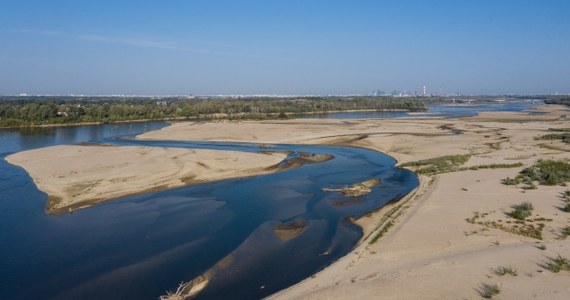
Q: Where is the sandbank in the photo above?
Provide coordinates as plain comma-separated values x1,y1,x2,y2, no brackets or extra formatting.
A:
6,145,286,214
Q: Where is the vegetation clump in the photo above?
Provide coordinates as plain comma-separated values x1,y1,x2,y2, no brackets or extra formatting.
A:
502,160,570,187
479,283,501,299
519,160,570,186
369,220,394,244
401,154,471,175
494,265,518,276
501,177,520,185
561,226,570,238
466,210,544,240
545,254,570,273
536,133,570,144
465,162,523,171
510,202,534,220
561,190,570,212
563,202,570,213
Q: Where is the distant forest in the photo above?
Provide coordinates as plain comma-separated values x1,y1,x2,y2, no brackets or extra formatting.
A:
0,96,427,127
544,98,570,106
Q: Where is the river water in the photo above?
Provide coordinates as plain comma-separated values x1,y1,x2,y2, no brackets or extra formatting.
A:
0,122,417,299
0,100,541,299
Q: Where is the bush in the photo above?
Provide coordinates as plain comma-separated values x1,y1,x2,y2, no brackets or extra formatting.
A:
401,154,470,174
494,265,518,276
562,226,570,238
479,283,501,299
510,202,534,220
563,202,570,213
501,177,520,185
546,254,570,273
517,160,570,186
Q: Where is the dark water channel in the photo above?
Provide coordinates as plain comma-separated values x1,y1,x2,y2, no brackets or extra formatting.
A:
0,122,417,299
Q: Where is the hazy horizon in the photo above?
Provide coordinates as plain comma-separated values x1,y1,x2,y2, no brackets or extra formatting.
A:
1,0,569,95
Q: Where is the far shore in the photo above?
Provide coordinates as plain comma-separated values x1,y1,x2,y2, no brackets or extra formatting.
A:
0,117,186,130
0,107,432,129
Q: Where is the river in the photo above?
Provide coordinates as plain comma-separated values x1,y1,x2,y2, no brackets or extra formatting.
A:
0,100,541,299
0,122,417,299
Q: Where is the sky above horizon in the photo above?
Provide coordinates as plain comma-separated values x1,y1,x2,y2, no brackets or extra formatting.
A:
0,0,569,95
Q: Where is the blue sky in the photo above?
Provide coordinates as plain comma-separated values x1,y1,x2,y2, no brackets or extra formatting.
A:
0,0,569,95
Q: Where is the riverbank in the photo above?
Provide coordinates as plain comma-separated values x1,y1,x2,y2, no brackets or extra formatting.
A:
138,104,570,299
6,145,287,214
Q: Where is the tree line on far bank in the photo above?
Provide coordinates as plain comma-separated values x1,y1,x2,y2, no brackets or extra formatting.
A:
0,96,427,127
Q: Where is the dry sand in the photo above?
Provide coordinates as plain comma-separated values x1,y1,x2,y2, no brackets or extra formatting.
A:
138,105,570,299
6,145,286,214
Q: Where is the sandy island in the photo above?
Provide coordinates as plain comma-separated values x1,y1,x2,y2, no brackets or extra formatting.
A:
137,104,570,299
6,145,287,214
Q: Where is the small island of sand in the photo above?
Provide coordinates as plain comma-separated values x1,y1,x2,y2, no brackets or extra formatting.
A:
6,145,287,214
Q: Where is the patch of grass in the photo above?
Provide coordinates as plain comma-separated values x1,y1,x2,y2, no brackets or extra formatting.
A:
501,177,521,186
545,254,570,273
479,283,501,299
510,202,534,220
369,220,394,244
401,154,471,175
548,128,570,132
536,133,570,144
538,143,570,152
466,210,544,240
464,162,524,172
476,162,523,169
517,160,570,186
494,265,518,276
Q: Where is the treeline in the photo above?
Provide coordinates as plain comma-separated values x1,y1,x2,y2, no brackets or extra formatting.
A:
544,98,570,106
0,96,426,127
